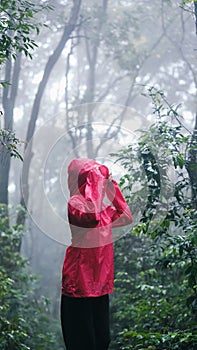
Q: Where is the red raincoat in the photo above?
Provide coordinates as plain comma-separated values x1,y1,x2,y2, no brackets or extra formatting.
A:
62,158,133,297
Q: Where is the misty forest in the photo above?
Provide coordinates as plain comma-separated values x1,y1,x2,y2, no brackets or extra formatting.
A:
0,0,197,349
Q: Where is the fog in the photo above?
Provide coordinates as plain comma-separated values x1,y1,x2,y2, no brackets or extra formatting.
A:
1,0,197,348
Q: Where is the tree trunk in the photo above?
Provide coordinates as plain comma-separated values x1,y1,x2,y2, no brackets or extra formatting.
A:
185,2,197,210
186,113,197,210
0,54,21,205
16,0,82,229
84,1,108,158
194,1,197,34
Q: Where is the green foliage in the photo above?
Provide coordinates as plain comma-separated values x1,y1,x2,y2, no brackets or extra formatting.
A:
181,0,197,4
0,204,64,349
0,127,23,160
179,0,197,16
111,234,197,349
0,0,53,65
110,88,197,349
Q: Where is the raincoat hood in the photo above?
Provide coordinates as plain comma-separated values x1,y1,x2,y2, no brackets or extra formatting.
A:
68,158,109,210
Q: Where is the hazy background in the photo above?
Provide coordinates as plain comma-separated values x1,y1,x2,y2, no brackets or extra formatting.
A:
1,0,196,347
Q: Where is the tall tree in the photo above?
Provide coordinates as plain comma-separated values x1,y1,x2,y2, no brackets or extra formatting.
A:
185,0,197,209
16,0,82,230
0,0,51,205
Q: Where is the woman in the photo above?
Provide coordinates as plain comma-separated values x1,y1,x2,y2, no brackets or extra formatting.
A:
61,158,133,350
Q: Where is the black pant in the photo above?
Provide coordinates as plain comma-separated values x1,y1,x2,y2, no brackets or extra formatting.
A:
61,294,111,350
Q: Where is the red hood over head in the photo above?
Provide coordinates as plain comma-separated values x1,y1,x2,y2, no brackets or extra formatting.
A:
68,158,109,201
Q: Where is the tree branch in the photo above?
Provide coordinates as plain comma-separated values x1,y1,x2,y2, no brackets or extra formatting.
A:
16,0,82,228
26,0,82,144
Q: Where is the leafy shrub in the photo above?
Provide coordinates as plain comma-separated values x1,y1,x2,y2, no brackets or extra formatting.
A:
0,204,64,350
110,88,197,349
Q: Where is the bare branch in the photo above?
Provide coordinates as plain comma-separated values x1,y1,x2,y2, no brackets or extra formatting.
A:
96,74,129,103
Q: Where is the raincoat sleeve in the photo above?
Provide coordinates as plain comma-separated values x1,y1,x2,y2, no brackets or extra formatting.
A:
106,180,133,227
68,196,99,228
